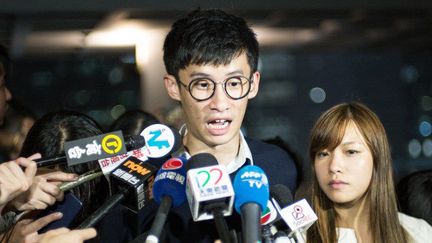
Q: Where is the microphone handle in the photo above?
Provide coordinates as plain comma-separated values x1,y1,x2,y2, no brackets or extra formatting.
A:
146,196,173,243
262,224,273,243
60,170,103,191
213,208,233,243
77,192,125,229
35,155,67,168
292,231,306,243
240,203,262,243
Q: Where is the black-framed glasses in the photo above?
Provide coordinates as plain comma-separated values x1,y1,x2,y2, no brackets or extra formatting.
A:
177,75,253,102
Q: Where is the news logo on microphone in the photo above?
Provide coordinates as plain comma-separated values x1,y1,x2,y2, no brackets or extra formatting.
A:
153,157,187,207
110,156,157,212
277,198,317,237
186,164,234,221
141,124,176,158
261,200,278,225
64,131,127,166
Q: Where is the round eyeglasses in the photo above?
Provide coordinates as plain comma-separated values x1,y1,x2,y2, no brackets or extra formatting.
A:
177,76,253,102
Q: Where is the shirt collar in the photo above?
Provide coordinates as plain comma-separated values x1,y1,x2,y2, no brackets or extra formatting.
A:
176,124,253,174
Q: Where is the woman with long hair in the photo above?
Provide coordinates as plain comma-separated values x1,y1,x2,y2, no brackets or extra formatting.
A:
20,110,108,225
306,102,432,243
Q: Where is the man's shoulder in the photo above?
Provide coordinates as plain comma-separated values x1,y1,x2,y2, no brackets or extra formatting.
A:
244,137,298,192
245,137,291,159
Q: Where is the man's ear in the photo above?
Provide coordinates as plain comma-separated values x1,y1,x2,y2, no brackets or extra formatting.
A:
164,75,181,101
248,71,260,99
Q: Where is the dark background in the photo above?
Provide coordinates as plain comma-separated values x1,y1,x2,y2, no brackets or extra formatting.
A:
1,0,431,185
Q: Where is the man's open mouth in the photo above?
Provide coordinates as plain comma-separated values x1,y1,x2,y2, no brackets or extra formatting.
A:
207,119,231,129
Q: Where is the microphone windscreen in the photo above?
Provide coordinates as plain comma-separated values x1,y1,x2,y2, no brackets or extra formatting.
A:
125,135,146,150
270,184,294,208
186,153,218,171
152,157,187,207
233,165,269,213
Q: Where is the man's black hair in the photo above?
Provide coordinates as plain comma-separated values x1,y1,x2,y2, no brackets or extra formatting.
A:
163,9,259,79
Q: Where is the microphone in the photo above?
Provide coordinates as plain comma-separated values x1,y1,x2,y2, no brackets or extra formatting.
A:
98,124,181,174
262,184,294,243
273,231,292,243
59,169,104,191
233,165,269,243
35,132,145,168
36,123,181,169
77,156,157,229
145,157,187,243
273,196,317,243
186,153,235,243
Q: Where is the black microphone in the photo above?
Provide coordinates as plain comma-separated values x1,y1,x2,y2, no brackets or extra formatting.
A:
145,157,187,243
77,156,157,229
262,184,294,243
35,133,145,168
271,184,317,243
233,165,269,243
36,122,181,170
186,153,235,243
97,124,181,174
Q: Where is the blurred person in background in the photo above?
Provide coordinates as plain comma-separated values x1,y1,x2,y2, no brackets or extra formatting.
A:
0,44,13,129
0,44,77,241
397,169,432,226
20,110,109,227
0,100,37,161
307,102,432,243
162,105,185,131
110,109,159,136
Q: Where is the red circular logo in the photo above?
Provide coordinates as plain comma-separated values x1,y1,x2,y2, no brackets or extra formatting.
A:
162,158,183,170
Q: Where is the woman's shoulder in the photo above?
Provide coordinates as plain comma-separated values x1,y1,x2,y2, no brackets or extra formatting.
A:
398,212,432,242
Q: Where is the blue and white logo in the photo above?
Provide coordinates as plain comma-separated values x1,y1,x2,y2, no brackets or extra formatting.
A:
141,124,175,158
240,170,269,189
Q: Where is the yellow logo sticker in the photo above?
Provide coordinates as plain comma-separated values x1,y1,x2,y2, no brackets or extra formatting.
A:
102,134,123,154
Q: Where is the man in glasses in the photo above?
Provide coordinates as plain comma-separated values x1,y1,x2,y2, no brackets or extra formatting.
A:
160,9,298,242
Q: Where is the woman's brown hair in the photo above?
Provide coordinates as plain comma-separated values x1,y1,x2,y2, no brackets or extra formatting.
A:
307,102,408,243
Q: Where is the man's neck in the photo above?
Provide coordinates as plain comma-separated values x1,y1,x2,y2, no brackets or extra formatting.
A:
183,133,241,166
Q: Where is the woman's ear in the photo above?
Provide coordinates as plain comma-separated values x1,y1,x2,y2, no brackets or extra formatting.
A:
248,71,260,99
164,75,181,101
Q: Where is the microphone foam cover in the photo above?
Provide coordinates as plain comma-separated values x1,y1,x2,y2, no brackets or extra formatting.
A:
233,165,269,213
186,153,218,171
152,157,187,207
270,184,293,208
125,135,145,150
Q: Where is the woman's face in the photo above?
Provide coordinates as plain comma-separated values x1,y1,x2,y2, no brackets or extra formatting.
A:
314,121,374,205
